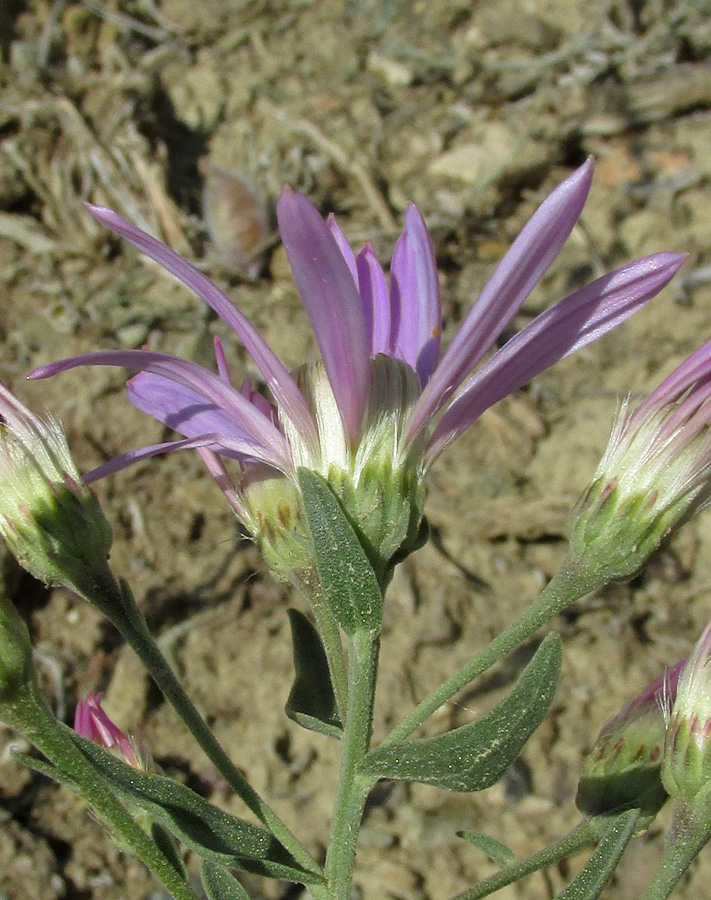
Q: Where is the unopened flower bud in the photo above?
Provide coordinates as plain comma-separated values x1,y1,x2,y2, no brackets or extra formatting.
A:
664,619,711,804
569,341,711,581
577,660,683,818
74,693,149,771
0,385,113,596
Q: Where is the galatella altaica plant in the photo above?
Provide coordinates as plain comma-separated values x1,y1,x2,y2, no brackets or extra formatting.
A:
3,157,711,900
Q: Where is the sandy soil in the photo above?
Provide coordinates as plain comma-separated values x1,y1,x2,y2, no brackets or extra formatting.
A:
2,1,711,899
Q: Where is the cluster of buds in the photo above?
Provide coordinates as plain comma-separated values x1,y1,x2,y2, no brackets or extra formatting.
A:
578,616,711,826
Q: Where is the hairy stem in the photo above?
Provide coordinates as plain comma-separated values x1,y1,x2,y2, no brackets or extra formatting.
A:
324,628,380,900
453,819,601,900
92,575,325,892
383,557,604,744
19,683,198,900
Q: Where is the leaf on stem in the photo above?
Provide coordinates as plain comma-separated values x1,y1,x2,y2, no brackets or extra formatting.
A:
457,831,516,867
286,608,343,739
361,633,562,791
69,731,323,885
554,809,639,900
201,860,252,900
298,468,383,634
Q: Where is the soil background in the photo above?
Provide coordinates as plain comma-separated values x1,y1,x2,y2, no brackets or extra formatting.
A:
2,1,711,899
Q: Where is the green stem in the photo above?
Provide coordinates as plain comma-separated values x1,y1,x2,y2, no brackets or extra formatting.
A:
18,683,198,900
383,558,603,745
642,803,711,900
324,629,380,900
452,818,602,900
308,583,349,722
93,576,324,891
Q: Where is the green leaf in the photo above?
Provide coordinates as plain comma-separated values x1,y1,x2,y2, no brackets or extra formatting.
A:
457,831,516,867
298,468,383,634
69,731,322,885
286,608,342,739
13,752,77,789
201,860,251,900
152,823,187,880
361,633,562,792
555,809,639,900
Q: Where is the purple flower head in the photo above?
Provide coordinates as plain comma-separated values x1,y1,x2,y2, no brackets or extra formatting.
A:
30,159,684,580
75,693,147,771
664,619,711,803
0,384,113,592
570,341,711,581
577,659,683,817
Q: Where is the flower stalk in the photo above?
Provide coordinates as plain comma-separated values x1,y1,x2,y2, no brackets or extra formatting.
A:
324,628,380,900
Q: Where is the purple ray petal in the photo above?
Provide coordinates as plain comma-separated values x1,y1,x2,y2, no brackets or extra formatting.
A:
631,339,711,426
425,251,686,461
327,213,359,283
127,372,255,458
197,447,246,518
389,203,441,386
407,158,595,439
84,204,317,446
30,350,291,469
213,337,233,384
277,188,370,441
0,382,40,431
84,434,224,483
356,244,391,355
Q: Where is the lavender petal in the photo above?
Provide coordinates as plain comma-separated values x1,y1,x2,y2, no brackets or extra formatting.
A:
84,204,317,446
84,435,224,483
407,159,595,440
277,188,370,441
426,251,686,461
356,243,391,355
389,203,441,386
327,213,359,284
127,372,255,458
30,350,291,469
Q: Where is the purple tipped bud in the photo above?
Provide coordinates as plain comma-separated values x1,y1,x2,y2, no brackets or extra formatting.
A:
74,693,147,771
569,341,711,581
664,620,711,803
0,385,113,595
577,660,683,817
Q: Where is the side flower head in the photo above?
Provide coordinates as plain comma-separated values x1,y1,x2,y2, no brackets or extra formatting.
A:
576,659,683,818
0,384,113,595
664,618,711,804
74,693,148,771
29,159,685,585
569,340,711,582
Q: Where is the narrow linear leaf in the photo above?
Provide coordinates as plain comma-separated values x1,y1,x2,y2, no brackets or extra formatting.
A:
68,730,322,885
457,831,516,867
298,468,383,633
201,860,251,900
362,633,562,792
13,752,75,787
286,608,342,739
555,809,639,900
152,823,187,880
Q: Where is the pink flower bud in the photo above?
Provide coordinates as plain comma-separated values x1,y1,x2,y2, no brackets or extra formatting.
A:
74,693,146,771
